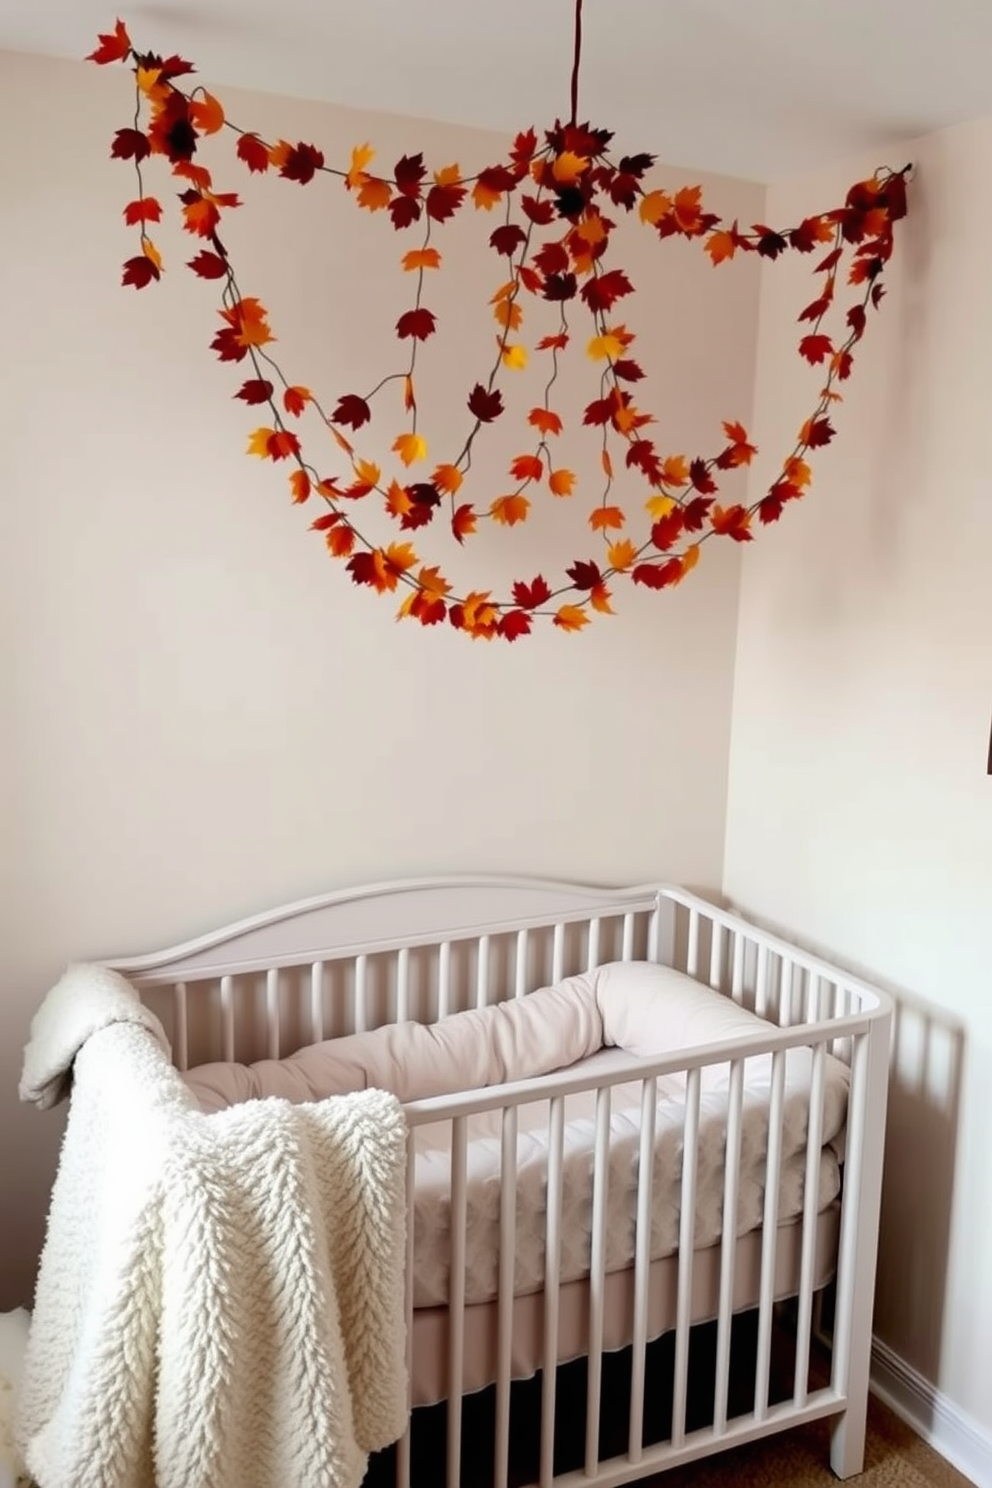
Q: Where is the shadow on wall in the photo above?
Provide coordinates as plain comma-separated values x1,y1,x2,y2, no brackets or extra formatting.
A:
874,986,964,1393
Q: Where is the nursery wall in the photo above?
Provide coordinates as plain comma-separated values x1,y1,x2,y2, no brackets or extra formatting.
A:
725,122,992,1455
0,50,763,1307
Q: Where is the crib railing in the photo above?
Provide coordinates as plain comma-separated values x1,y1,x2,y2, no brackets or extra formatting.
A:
112,877,892,1487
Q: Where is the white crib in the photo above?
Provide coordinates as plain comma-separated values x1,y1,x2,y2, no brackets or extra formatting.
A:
110,876,892,1488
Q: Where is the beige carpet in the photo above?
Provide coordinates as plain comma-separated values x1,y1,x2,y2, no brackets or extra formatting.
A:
638,1393,975,1487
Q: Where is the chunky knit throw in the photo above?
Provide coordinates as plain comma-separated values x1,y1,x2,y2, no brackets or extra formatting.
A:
18,965,408,1488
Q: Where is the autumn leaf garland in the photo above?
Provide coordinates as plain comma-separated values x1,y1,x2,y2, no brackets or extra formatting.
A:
89,19,909,641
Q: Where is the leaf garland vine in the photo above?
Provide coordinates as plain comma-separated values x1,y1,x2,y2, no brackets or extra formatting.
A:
89,16,909,641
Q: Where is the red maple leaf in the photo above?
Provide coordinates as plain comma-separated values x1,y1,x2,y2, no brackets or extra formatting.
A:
651,511,685,551
510,128,538,173
499,610,532,641
613,358,644,382
490,224,527,257
534,241,569,276
396,307,436,340
121,255,159,289
111,128,150,162
710,504,753,542
451,504,477,543
802,417,836,448
511,575,552,609
521,196,557,225
400,482,441,530
332,394,371,429
581,268,635,314
632,560,683,589
682,495,714,531
583,395,615,427
799,334,834,364
566,560,602,590
210,327,247,362
87,19,131,64
236,133,270,173
468,384,504,422
426,181,466,222
626,439,663,485
235,378,274,405
187,250,227,279
394,153,426,197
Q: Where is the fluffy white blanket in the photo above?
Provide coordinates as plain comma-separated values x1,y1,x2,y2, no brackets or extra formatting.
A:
18,965,409,1488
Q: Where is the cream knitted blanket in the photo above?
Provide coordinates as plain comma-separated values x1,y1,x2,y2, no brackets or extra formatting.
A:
18,965,409,1488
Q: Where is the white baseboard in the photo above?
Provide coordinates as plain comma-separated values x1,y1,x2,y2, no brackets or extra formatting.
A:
871,1335,992,1488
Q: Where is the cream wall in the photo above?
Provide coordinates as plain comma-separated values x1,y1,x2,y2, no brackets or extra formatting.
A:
0,51,763,1306
725,124,992,1438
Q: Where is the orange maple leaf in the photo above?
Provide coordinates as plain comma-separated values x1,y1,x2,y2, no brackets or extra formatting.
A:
705,229,738,266
548,469,576,497
357,176,392,212
639,190,672,226
552,151,589,184
289,470,311,504
451,503,477,541
392,432,427,466
433,463,463,496
472,179,503,211
490,494,531,526
784,456,813,488
673,185,705,235
123,196,162,226
402,247,442,272
529,407,563,437
590,506,625,532
377,542,417,591
601,448,614,479
283,385,311,417
493,297,523,332
710,504,753,541
326,525,355,558
660,455,690,487
589,583,614,615
385,480,413,519
190,92,225,135
607,539,638,571
404,375,416,412
553,605,589,632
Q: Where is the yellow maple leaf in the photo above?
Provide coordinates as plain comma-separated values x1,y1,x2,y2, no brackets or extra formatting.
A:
490,493,530,526
553,604,589,632
587,332,625,362
247,427,276,457
639,190,673,226
548,468,576,497
347,142,375,187
552,151,590,184
645,493,677,519
142,238,163,271
136,65,164,98
608,539,638,571
434,162,462,185
402,247,442,272
353,458,381,487
501,344,528,371
432,463,463,496
392,432,427,467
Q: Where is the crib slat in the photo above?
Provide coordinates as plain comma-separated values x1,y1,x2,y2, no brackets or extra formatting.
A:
514,930,529,999
220,975,235,1062
754,1048,788,1419
731,933,745,1004
266,968,280,1059
621,911,635,961
448,1116,468,1488
394,949,408,1025
438,940,452,1019
647,903,662,962
476,934,490,1009
355,953,369,1032
584,1085,612,1477
709,922,724,992
671,1066,702,1449
586,917,601,972
173,983,188,1072
686,908,700,978
794,1039,827,1406
830,1030,871,1400
714,1057,746,1434
540,1094,566,1488
780,956,794,1027
628,1076,658,1463
551,922,565,983
755,943,769,1019
309,962,324,1043
494,1106,518,1488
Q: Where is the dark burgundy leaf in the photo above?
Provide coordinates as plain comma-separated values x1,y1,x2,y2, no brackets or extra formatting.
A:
613,358,644,383
682,496,713,531
521,195,557,226
111,128,150,162
426,182,466,222
389,195,422,230
542,272,577,302
468,384,504,422
566,560,602,591
332,394,372,429
394,153,426,198
121,255,159,289
534,241,570,277
689,459,718,495
401,482,441,530
187,250,228,279
490,224,527,257
395,307,437,340
278,142,324,184
511,575,552,609
235,378,274,405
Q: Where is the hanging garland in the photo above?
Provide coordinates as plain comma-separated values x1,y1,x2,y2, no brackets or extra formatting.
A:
87,15,909,641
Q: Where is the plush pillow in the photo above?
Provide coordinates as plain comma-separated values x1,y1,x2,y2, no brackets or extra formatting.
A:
185,972,603,1112
592,960,771,1057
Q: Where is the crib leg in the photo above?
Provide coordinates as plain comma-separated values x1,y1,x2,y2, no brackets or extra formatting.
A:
829,1392,868,1480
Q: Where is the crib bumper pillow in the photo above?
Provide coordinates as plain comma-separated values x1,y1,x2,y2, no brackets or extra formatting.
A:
19,965,408,1488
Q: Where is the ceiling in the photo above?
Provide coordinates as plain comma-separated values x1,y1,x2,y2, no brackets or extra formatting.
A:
6,0,992,181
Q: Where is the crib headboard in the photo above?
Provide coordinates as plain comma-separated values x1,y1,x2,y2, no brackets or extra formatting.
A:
108,876,889,1074
109,877,675,1071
